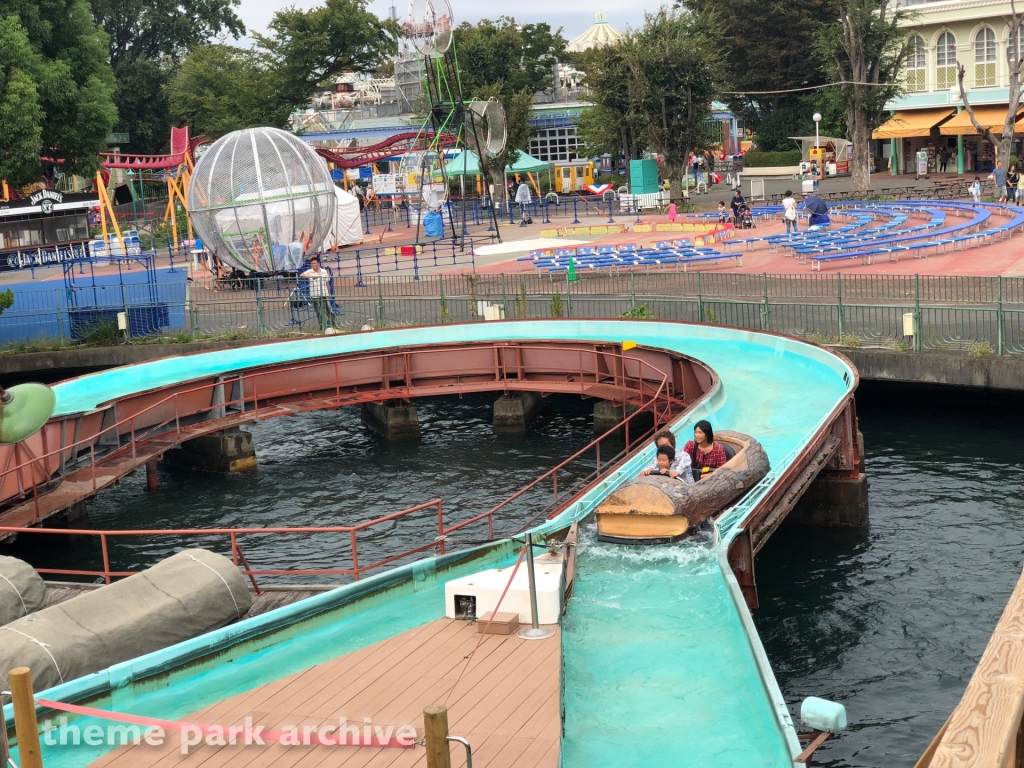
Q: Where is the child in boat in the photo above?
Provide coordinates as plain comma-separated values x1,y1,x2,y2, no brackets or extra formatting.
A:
640,429,694,482
649,445,678,477
683,420,728,480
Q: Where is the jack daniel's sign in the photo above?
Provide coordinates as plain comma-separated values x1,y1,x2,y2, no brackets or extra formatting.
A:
29,189,63,214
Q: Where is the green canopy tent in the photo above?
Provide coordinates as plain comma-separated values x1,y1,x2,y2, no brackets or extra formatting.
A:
440,151,553,197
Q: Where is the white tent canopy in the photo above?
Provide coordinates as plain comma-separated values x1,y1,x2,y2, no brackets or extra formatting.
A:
321,186,363,252
789,136,851,161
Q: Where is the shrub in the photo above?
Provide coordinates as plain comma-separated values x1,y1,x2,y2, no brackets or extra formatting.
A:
839,333,862,348
550,292,563,318
741,150,802,168
969,340,994,358
621,303,655,319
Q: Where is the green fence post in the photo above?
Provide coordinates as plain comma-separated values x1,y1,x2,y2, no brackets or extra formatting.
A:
190,288,199,339
762,273,770,331
55,289,64,346
501,273,508,318
565,271,573,318
998,274,1004,356
256,278,266,336
697,272,704,323
836,272,844,339
914,274,922,352
377,276,386,327
630,271,636,311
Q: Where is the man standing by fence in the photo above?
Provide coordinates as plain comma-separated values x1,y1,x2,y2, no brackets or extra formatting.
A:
301,256,333,332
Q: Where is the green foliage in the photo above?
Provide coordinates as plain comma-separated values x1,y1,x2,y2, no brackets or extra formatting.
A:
892,337,911,352
0,0,117,184
621,303,655,319
166,44,292,136
741,149,802,167
0,289,13,315
815,0,912,190
839,333,862,348
257,0,398,107
573,45,645,164
89,0,244,153
683,0,831,122
577,9,718,201
454,19,566,204
80,319,120,345
706,307,719,324
439,289,452,323
550,291,563,318
969,340,994,358
515,278,528,319
168,0,398,138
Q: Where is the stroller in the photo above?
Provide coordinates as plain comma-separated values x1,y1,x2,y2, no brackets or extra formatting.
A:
737,203,755,229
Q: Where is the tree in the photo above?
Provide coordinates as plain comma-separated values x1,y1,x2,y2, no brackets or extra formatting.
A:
0,0,118,181
453,18,567,205
165,45,290,137
168,0,399,139
957,0,1024,169
624,8,719,203
257,0,399,107
88,0,245,153
682,0,831,124
816,0,911,193
574,43,646,168
0,16,44,186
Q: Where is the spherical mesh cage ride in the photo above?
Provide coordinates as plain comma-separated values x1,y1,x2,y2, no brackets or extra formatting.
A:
188,128,337,273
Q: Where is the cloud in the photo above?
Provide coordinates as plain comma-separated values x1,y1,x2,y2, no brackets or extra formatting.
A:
234,0,645,43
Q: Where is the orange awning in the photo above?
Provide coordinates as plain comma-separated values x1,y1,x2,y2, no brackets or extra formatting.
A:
940,106,1024,135
872,108,955,139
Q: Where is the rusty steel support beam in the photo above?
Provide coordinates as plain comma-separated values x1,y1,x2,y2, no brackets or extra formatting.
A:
728,528,758,611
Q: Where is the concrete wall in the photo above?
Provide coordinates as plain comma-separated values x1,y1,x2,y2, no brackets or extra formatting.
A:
840,348,1024,393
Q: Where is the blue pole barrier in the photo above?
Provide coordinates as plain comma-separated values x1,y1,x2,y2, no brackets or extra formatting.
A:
572,197,580,224
544,199,551,224
355,252,365,287
364,209,371,236
508,200,515,225
413,247,419,280
405,202,411,228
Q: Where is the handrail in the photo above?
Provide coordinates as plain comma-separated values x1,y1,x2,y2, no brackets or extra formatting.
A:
440,366,681,541
0,342,675,514
0,499,444,588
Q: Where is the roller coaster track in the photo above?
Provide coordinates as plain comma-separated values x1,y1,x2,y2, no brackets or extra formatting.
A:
313,131,457,168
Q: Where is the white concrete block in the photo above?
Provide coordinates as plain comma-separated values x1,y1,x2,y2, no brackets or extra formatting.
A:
444,552,563,625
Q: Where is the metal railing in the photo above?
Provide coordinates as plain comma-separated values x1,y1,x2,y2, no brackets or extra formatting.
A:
0,499,445,587
5,272,1024,355
0,343,677,516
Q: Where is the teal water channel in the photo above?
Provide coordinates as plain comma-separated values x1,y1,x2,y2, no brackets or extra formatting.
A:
6,392,1021,766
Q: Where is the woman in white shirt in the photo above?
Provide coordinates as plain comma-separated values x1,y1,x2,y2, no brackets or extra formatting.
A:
782,190,798,234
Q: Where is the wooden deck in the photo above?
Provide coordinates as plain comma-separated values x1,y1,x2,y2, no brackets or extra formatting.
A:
90,618,561,768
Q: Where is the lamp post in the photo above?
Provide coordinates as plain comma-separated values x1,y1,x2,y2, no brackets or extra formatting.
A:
812,113,822,185
126,170,139,233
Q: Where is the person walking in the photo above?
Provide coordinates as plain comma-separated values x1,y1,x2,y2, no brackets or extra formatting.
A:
782,190,799,234
1007,164,1020,203
301,255,333,332
939,148,949,173
730,189,746,225
991,161,1007,203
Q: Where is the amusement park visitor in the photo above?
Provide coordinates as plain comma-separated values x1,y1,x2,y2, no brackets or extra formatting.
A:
969,177,982,203
648,445,678,478
514,181,533,224
684,420,727,480
717,201,728,223
990,161,1007,203
354,184,366,210
640,429,694,483
301,256,333,332
782,190,798,234
939,147,949,173
1008,164,1020,203
730,190,746,225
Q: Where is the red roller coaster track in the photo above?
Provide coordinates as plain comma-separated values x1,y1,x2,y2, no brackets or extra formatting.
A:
100,127,210,171
313,131,457,169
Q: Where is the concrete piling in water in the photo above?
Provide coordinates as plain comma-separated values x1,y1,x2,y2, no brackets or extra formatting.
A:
492,392,545,433
165,428,257,471
361,401,421,440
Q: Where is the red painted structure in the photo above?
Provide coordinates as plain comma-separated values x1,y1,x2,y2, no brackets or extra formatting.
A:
100,127,210,171
0,340,707,535
314,132,457,169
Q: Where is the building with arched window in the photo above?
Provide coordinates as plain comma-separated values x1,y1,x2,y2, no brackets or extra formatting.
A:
874,2,1024,175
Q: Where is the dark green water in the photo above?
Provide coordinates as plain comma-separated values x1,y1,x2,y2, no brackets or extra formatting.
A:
5,391,1021,767
755,397,1024,767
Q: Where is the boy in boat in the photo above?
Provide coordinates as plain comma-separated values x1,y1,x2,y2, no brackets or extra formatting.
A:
649,445,678,477
640,430,694,482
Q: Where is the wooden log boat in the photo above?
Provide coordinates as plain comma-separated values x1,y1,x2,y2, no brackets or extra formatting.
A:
596,431,770,545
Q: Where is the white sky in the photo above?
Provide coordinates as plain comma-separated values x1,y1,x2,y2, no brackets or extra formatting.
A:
232,0,645,47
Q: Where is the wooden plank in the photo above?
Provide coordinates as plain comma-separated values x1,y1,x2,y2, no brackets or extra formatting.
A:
92,618,559,768
930,568,1024,768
